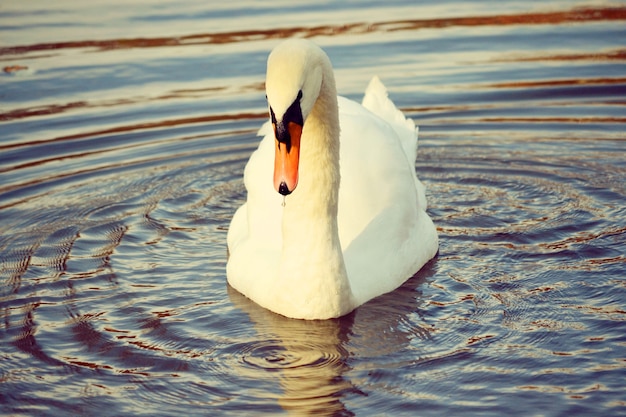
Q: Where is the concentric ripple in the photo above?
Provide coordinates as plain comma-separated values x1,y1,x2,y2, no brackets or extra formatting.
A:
241,340,341,371
2,1,626,416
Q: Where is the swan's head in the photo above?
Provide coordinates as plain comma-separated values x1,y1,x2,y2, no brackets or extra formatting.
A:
265,39,328,196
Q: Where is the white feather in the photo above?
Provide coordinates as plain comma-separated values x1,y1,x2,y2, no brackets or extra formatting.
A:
227,39,438,319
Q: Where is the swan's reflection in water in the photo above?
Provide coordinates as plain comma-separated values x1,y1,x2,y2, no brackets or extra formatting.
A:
227,263,435,415
228,285,355,415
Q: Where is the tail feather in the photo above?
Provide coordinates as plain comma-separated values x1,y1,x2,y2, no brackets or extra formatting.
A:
361,76,418,163
362,76,427,210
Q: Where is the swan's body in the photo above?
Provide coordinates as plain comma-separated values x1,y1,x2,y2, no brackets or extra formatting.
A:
227,39,438,319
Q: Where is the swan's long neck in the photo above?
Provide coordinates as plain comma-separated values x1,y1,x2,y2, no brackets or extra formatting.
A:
277,67,355,319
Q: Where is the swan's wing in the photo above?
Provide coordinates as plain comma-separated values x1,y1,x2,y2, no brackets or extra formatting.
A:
337,82,437,303
336,95,419,246
243,123,284,246
227,121,283,253
226,121,284,298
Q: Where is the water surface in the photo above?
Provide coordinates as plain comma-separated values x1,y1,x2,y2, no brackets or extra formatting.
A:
1,1,625,416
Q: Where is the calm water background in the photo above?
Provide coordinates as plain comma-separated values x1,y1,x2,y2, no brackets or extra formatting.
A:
1,1,625,415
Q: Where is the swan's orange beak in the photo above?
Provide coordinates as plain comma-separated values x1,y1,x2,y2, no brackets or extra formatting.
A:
273,121,302,196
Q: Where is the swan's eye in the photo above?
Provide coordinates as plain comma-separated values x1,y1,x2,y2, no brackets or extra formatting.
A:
268,90,302,136
270,107,277,125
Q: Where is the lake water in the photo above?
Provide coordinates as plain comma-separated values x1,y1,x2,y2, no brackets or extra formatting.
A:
1,1,625,415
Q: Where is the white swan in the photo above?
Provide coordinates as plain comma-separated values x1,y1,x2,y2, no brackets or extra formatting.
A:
227,39,438,320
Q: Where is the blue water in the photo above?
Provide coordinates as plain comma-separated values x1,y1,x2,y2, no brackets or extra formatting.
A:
1,1,625,416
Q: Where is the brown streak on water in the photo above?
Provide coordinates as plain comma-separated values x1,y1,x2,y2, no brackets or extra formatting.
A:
1,6,624,57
